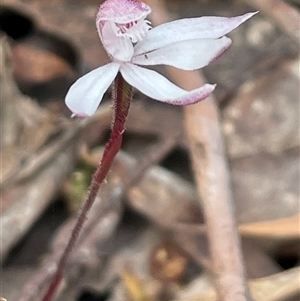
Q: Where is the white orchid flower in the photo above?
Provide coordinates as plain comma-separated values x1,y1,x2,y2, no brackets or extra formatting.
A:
66,0,256,116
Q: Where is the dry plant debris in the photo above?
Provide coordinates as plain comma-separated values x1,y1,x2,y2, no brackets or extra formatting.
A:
1,0,299,301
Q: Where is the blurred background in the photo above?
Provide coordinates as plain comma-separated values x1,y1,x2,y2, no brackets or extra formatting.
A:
1,0,299,300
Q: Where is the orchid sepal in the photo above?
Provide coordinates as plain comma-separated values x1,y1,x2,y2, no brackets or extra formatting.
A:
120,63,216,105
66,62,120,116
134,12,258,55
132,36,232,70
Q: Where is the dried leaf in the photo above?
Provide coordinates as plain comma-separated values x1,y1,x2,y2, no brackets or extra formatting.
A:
121,268,148,301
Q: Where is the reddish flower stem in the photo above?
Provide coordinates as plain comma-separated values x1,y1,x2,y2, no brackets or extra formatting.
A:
42,73,132,301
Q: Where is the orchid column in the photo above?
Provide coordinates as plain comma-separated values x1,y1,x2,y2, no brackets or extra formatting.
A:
41,0,256,300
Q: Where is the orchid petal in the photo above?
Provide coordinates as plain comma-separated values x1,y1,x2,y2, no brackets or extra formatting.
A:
66,62,120,116
101,22,134,61
132,36,231,70
120,63,215,105
134,12,257,55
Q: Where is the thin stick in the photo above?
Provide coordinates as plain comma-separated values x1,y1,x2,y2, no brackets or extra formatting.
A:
41,73,132,301
184,101,252,301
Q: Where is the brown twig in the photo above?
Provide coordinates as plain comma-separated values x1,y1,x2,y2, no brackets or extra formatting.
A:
184,96,252,301
145,1,252,300
123,134,180,188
